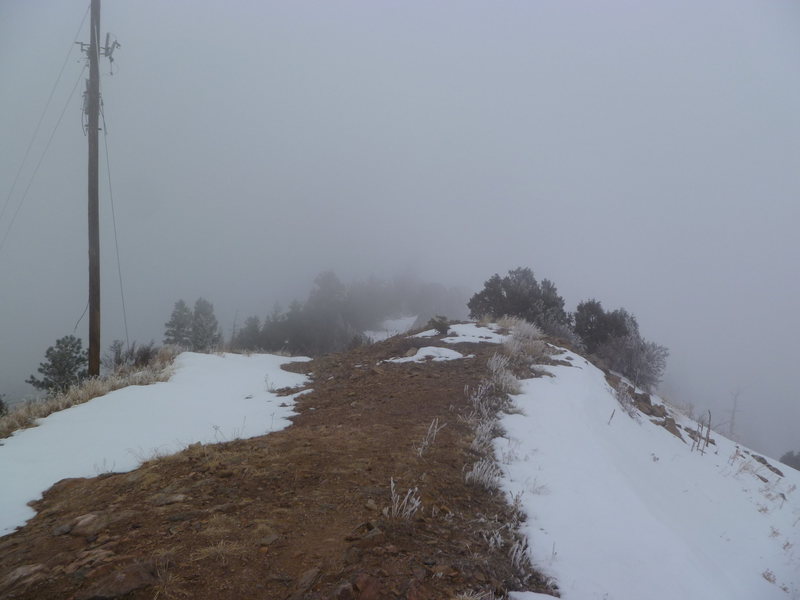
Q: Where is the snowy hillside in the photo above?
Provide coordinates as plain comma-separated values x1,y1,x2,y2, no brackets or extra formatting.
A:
499,347,800,600
1,323,797,598
0,352,309,536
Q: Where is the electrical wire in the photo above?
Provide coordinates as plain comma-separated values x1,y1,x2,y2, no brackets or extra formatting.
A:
100,104,130,349
0,4,90,227
0,64,87,258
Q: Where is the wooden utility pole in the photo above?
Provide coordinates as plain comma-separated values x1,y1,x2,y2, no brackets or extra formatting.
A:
87,0,101,376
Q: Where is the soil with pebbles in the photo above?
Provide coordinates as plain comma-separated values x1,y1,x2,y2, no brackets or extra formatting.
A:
0,332,554,600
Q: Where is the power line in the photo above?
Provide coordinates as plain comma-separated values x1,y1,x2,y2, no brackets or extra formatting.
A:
0,64,87,258
100,104,130,349
0,4,90,227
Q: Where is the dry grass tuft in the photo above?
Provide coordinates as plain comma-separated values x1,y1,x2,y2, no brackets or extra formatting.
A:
191,540,246,566
0,345,179,439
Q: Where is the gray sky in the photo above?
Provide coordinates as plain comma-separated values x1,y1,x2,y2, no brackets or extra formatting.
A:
1,0,798,459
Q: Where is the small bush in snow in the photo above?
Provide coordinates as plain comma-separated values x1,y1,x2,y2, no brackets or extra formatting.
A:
613,384,641,422
488,353,521,395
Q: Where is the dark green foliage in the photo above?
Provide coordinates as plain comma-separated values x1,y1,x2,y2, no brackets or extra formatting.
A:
163,300,193,347
574,300,631,355
467,267,569,329
26,335,88,394
191,298,222,352
573,299,667,391
231,316,261,351
427,315,450,335
779,450,800,471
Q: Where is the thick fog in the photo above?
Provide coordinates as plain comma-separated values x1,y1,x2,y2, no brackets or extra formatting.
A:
1,1,798,459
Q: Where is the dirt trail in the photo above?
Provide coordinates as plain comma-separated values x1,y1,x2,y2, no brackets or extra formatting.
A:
0,332,552,599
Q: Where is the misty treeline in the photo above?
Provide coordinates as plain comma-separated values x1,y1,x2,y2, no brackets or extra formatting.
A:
227,272,467,356
468,267,669,391
779,450,800,472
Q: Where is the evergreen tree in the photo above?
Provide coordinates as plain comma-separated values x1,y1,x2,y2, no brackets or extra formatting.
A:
232,316,261,351
26,335,88,394
164,299,193,347
467,267,569,329
0,393,7,417
192,297,221,351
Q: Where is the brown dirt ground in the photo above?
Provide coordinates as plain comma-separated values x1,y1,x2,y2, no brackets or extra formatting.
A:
0,332,555,600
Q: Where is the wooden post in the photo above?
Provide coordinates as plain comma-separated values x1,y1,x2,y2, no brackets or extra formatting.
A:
87,0,101,376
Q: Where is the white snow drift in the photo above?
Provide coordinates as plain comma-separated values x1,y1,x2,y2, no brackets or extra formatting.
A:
0,352,309,535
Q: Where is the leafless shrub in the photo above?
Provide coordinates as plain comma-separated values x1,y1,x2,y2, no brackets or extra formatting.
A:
387,478,422,521
613,384,641,422
416,417,447,457
488,353,521,394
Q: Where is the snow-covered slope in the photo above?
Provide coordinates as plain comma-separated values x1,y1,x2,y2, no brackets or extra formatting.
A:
0,352,309,536
499,348,800,600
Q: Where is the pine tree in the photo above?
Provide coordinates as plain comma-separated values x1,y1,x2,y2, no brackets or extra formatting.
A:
192,297,221,352
164,299,193,347
26,335,88,394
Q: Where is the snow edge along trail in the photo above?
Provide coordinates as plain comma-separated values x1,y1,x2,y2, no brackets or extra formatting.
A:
0,352,310,535
499,347,800,600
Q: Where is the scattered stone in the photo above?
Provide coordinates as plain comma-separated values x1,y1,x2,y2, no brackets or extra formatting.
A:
165,511,201,523
1,563,47,594
52,522,73,536
353,572,382,600
343,546,362,565
365,499,378,511
355,528,386,549
752,454,784,477
258,534,281,546
288,567,320,599
63,548,116,575
75,561,157,600
405,578,430,600
149,493,187,506
331,582,355,599
70,513,111,537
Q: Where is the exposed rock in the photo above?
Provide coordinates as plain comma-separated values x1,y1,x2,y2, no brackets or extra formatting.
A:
258,533,281,546
365,499,378,511
149,493,187,506
355,528,386,549
330,582,355,599
353,572,382,600
1,563,48,595
752,454,784,477
52,522,73,536
289,567,320,599
63,548,116,575
70,513,110,537
75,561,158,600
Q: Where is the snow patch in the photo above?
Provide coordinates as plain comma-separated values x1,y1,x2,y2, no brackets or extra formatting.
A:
385,347,471,363
497,347,800,600
0,352,310,536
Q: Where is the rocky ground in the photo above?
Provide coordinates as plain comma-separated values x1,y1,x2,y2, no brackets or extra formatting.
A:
0,331,556,599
